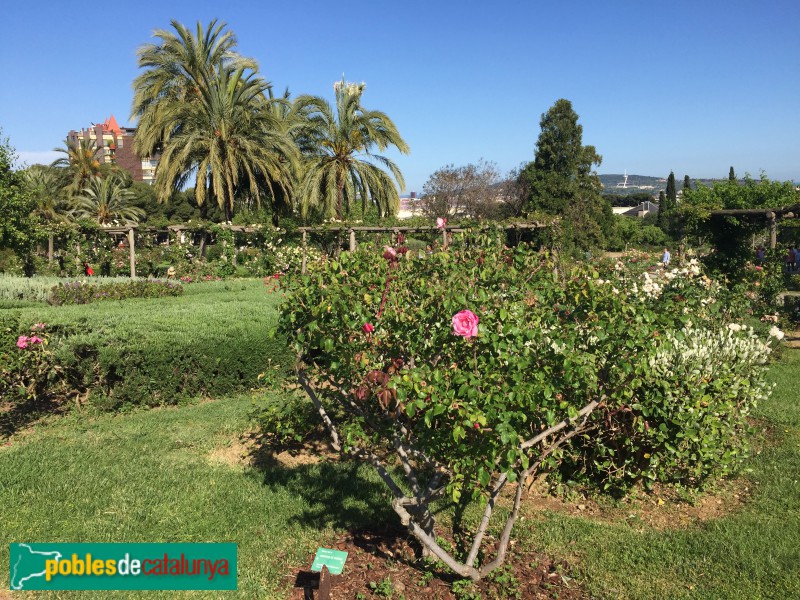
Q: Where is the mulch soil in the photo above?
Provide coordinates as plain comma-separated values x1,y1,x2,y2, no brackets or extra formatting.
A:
289,526,587,599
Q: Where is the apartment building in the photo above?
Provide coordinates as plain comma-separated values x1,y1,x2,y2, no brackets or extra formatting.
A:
66,115,158,184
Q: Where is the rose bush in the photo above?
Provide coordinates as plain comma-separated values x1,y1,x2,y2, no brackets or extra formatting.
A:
278,240,777,579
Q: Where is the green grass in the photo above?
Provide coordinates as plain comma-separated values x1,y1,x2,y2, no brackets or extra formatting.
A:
513,349,800,599
2,280,292,411
0,393,393,598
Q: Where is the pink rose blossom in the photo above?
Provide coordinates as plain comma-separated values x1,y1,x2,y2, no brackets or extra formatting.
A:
17,336,29,349
452,310,479,338
32,323,46,331
362,323,375,334
382,246,398,260
29,336,43,345
436,217,447,229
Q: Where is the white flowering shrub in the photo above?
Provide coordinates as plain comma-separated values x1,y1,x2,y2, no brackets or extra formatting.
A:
559,257,781,491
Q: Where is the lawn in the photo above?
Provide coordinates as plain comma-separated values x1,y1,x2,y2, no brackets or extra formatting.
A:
0,392,393,598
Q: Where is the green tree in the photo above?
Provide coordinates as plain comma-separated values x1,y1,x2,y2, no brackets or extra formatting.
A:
656,190,666,227
518,99,604,252
70,174,146,225
23,165,71,224
132,19,257,159
51,138,102,196
132,20,296,221
683,174,692,191
729,166,737,183
294,80,409,220
0,131,40,274
665,171,677,211
519,99,602,215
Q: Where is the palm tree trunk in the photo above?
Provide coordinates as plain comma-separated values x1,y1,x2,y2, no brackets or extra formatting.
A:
336,172,345,221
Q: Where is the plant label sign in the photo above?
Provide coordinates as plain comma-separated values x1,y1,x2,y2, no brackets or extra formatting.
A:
310,548,348,575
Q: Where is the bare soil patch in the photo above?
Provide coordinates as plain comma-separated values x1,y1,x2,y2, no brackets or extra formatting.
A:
521,476,749,530
290,526,587,600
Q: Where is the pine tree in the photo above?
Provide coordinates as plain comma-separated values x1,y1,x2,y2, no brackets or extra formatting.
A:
517,99,606,252
519,99,602,214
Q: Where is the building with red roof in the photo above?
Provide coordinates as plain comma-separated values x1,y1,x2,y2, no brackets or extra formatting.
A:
67,115,159,184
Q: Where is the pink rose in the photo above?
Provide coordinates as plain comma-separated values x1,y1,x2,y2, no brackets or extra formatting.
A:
17,336,29,349
29,336,43,345
437,217,447,229
383,246,397,261
452,310,479,338
32,323,46,331
362,323,374,334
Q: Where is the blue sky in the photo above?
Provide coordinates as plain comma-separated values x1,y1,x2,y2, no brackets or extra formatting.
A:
2,0,799,193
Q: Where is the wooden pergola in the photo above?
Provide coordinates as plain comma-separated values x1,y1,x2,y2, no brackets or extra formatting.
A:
89,221,550,278
99,224,262,278
710,203,800,248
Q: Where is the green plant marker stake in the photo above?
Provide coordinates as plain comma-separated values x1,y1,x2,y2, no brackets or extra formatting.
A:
310,548,348,575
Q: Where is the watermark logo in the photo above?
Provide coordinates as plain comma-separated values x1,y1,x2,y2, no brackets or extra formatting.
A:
9,543,237,590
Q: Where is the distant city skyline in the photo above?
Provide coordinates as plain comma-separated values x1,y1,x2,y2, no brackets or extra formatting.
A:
2,1,798,194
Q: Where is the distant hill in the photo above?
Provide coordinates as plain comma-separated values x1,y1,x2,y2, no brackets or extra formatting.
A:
599,174,721,197
599,174,666,196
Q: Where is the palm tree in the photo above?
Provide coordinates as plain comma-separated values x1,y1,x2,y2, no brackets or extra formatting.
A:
151,65,298,221
294,80,409,220
23,165,71,223
23,165,72,261
70,175,145,225
131,20,297,221
51,138,102,195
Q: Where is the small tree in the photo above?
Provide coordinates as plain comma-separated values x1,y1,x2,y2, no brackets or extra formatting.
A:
420,160,502,219
729,166,737,183
0,131,40,274
683,175,692,191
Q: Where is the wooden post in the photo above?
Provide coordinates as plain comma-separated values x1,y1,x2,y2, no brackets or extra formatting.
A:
318,566,331,600
199,232,206,258
128,228,136,278
768,212,777,249
301,230,308,275
48,234,54,263
349,229,356,252
442,227,448,248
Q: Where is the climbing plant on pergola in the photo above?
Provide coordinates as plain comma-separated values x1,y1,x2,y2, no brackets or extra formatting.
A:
679,175,799,274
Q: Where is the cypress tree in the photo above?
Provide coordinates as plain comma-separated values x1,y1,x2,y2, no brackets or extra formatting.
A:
683,175,691,191
657,190,666,226
729,166,737,183
666,171,677,212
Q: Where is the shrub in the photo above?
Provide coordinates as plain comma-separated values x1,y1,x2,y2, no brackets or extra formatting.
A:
0,322,65,408
49,279,183,305
279,240,778,579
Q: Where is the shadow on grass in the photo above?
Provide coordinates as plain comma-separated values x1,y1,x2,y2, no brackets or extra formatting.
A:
250,446,397,532
0,395,66,438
